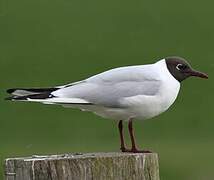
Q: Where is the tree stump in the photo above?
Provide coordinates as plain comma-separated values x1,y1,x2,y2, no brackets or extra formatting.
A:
4,152,160,180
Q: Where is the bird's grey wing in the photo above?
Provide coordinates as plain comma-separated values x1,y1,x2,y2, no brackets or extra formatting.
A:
52,80,161,108
52,64,162,107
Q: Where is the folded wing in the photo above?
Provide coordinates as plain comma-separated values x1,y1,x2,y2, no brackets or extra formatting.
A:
6,64,161,107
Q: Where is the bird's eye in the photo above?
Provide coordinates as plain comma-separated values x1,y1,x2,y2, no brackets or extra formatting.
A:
176,64,187,71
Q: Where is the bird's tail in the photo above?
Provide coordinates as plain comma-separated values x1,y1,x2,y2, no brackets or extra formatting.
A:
5,87,59,101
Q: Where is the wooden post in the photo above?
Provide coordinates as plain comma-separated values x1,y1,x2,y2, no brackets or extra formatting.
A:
4,152,160,180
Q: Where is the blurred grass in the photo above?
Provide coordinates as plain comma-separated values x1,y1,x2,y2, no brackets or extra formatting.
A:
0,0,214,179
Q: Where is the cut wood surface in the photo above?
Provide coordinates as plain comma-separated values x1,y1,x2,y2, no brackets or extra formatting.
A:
4,152,160,180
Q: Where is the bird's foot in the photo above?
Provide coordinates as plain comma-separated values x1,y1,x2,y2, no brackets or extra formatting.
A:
121,148,152,153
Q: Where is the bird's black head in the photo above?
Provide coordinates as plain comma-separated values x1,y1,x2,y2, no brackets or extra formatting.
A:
165,56,208,82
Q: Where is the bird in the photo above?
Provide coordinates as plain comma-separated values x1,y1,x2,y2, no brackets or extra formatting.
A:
6,56,208,153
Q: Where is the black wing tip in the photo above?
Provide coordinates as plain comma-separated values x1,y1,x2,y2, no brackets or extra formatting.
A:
6,87,59,101
6,87,59,94
5,93,56,101
5,89,17,100
7,88,17,94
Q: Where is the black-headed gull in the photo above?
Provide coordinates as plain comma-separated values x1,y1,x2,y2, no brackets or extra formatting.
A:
6,57,208,153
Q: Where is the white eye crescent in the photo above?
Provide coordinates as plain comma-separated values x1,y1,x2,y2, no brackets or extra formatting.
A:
176,64,183,70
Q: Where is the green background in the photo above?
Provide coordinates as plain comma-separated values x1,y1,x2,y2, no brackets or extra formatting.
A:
0,0,213,179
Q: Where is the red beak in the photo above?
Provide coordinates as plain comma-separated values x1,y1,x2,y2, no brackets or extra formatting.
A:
188,69,208,79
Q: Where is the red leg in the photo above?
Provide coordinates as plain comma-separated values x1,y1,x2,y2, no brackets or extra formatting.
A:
118,120,129,152
128,119,138,151
128,119,152,153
